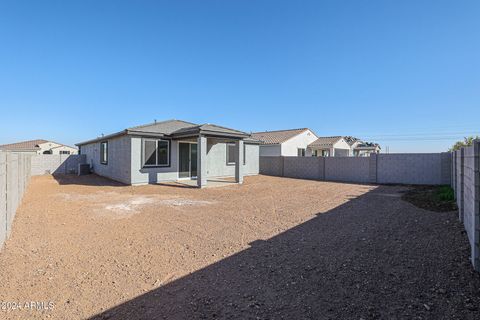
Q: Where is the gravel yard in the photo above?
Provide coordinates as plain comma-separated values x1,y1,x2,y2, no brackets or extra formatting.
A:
0,174,479,319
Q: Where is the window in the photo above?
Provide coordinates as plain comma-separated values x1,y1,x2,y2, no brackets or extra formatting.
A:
227,143,235,165
60,151,71,155
143,139,170,167
297,148,306,157
100,141,108,164
312,150,318,157
243,144,246,165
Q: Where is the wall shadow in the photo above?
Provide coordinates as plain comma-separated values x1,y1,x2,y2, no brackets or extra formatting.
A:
88,186,479,319
52,174,126,187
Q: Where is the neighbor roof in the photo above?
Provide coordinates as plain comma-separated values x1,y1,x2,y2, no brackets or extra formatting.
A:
308,136,344,148
77,119,254,146
0,139,50,151
344,136,361,146
250,128,312,145
355,142,381,150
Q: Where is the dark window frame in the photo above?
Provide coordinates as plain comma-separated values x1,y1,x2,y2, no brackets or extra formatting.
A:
142,138,171,168
226,143,236,166
243,143,246,165
297,148,306,157
100,141,108,165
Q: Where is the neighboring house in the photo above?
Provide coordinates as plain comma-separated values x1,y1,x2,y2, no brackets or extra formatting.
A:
76,119,260,187
251,128,318,157
307,136,351,157
308,136,381,157
0,139,78,155
353,142,381,157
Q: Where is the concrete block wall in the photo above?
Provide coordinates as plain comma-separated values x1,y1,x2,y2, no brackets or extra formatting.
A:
260,153,451,186
284,157,323,180
259,156,284,176
452,141,480,271
325,157,370,183
0,152,32,250
31,154,86,176
377,153,449,185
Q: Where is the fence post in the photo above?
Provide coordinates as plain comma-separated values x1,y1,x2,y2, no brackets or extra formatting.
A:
473,140,480,271
320,157,325,181
369,153,378,183
453,151,457,194
458,149,465,222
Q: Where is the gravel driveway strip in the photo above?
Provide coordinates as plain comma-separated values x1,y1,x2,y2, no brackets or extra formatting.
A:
0,175,479,319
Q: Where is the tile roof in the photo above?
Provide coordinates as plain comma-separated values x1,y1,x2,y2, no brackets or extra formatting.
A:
0,139,49,151
250,128,310,145
308,136,343,148
355,142,381,150
344,136,361,146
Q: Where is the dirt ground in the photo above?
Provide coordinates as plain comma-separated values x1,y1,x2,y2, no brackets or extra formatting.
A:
0,175,479,319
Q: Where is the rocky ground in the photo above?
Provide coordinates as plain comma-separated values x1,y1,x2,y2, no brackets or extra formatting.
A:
0,175,479,319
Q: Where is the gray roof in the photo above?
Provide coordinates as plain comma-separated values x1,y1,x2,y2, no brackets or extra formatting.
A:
128,119,197,135
172,123,250,137
77,119,254,146
308,136,343,148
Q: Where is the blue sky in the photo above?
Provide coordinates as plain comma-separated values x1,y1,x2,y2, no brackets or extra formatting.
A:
0,0,479,152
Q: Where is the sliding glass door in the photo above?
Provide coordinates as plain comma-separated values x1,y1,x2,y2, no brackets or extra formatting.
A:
179,142,198,179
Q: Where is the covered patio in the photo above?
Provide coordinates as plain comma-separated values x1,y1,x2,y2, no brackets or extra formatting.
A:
171,124,250,188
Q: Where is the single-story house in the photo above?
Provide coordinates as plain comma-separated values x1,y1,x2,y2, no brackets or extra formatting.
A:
251,128,318,157
0,139,78,155
76,119,260,187
307,136,352,157
308,136,381,157
353,142,381,157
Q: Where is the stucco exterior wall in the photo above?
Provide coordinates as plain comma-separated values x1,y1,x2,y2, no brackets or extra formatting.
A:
259,145,281,156
81,135,132,184
130,137,179,185
130,137,259,185
206,139,259,178
280,129,318,156
38,142,78,155
331,139,351,157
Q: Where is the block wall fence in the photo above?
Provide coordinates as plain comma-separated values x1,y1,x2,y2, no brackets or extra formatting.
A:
451,140,480,271
31,154,86,176
1,153,86,250
260,153,452,185
0,152,32,249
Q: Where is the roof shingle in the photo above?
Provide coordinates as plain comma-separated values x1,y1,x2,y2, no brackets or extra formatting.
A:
0,139,49,151
308,136,343,148
251,128,310,145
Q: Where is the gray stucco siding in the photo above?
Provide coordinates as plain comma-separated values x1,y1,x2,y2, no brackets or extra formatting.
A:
82,135,259,185
259,144,281,156
130,136,179,185
80,135,132,184
206,139,259,178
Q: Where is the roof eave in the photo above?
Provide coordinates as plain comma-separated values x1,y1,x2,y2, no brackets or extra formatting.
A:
76,130,128,146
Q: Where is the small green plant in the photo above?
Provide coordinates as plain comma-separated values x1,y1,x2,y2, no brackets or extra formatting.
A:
436,185,455,201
